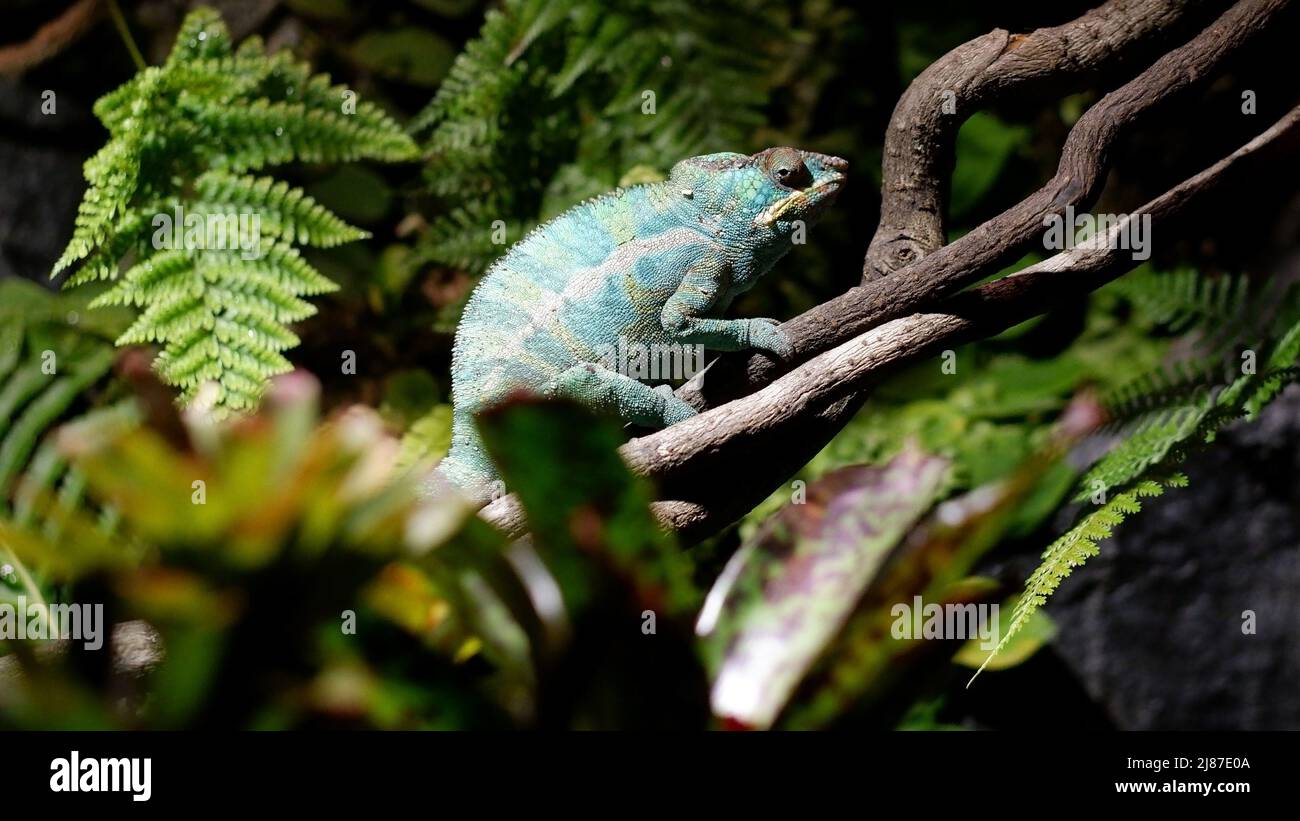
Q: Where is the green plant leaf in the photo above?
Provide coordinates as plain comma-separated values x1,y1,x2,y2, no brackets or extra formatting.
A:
351,29,456,88
697,446,950,729
55,7,418,416
476,398,697,618
950,112,1030,219
953,594,1056,671
396,404,453,471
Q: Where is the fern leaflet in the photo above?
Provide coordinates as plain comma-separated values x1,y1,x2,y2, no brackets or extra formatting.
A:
979,270,1300,672
55,7,419,414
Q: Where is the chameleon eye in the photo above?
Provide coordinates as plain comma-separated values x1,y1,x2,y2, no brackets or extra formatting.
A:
764,148,812,189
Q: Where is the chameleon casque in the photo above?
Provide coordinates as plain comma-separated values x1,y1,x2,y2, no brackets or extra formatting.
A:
432,147,847,504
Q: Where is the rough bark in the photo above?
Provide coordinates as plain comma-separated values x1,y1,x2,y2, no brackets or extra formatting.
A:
629,104,1300,542
864,0,1221,282
480,0,1299,544
0,0,103,76
680,0,1292,413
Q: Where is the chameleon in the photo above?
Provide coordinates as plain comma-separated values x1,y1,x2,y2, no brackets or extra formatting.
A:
430,147,847,504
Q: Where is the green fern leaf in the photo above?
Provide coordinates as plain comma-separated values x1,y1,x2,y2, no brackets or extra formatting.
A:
982,269,1300,675
414,0,782,286
972,477,1176,681
55,6,418,415
192,171,369,247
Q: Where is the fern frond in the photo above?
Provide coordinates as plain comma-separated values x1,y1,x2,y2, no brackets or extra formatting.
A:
1246,316,1300,414
1083,268,1300,501
256,48,409,138
1111,267,1249,332
409,0,569,137
414,0,782,291
192,171,369,247
166,8,234,66
54,138,143,273
972,477,1178,681
55,7,417,415
96,243,333,408
1101,360,1226,427
1111,267,1300,362
980,269,1300,674
63,212,152,287
0,282,128,520
191,98,418,171
414,205,530,274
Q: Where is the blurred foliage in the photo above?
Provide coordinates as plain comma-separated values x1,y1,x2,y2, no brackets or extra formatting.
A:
0,374,1077,729
700,447,951,729
1,375,517,728
950,113,1033,221
0,280,134,539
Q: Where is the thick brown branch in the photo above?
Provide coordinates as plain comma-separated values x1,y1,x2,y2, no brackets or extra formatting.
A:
480,104,1300,541
680,0,1292,413
635,103,1300,543
479,0,1296,543
0,0,102,76
865,0,1219,282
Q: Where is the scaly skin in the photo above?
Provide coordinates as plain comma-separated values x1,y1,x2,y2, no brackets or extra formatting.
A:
432,147,847,503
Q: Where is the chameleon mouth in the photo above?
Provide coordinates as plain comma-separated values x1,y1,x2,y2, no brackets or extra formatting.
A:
756,174,845,225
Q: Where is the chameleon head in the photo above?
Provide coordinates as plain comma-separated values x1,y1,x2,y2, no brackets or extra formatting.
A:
668,147,847,235
748,147,847,228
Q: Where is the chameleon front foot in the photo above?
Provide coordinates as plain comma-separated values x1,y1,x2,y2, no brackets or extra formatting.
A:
546,363,698,429
744,317,795,359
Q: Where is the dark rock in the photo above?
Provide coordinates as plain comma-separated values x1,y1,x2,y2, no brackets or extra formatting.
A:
0,68,100,284
1043,384,1300,729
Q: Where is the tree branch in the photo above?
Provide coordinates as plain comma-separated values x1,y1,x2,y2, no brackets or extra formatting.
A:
481,103,1300,540
0,0,103,77
680,0,1292,412
630,103,1300,542
477,0,1299,544
865,0,1221,282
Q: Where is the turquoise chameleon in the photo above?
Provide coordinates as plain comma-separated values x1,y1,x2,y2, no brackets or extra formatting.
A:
430,147,847,504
